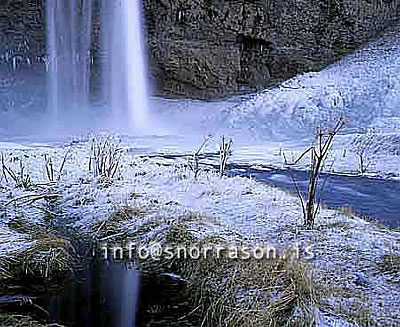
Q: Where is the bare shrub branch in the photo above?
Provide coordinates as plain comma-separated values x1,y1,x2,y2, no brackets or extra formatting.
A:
188,136,212,179
284,118,345,228
219,136,233,177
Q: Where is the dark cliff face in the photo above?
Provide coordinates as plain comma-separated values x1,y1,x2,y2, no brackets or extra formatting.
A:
143,0,271,98
0,0,45,65
144,0,400,99
0,0,399,100
0,0,46,114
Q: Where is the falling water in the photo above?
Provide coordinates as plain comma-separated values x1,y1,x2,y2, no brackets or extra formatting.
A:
46,0,93,120
47,0,149,130
102,0,149,129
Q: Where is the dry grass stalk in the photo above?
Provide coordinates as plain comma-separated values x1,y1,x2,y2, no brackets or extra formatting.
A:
5,193,59,207
0,313,64,327
0,230,73,282
377,254,400,275
44,151,69,183
111,203,149,221
187,253,316,327
17,238,73,278
353,133,376,174
1,153,32,190
356,153,371,174
219,136,233,177
339,205,356,217
188,136,212,179
89,137,122,181
92,203,150,241
0,311,68,327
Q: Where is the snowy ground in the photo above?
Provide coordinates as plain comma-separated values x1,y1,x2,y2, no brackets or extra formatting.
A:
0,139,399,326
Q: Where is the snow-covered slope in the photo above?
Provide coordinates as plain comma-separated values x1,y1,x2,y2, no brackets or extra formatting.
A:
222,27,400,141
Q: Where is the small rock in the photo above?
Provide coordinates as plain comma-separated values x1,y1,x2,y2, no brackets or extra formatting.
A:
159,272,185,282
354,272,370,286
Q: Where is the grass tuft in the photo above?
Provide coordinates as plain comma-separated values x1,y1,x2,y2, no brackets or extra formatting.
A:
1,221,73,282
0,313,64,327
1,153,32,190
111,203,149,221
137,220,318,327
88,136,123,182
377,254,400,276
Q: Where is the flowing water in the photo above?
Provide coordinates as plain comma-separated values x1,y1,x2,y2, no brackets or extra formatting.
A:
230,166,400,228
101,0,149,129
46,0,93,118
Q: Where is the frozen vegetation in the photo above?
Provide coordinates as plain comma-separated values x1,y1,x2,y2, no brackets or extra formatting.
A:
0,135,399,326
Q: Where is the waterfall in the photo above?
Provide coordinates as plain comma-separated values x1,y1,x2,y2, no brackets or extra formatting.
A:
102,0,149,129
46,0,93,119
47,0,149,130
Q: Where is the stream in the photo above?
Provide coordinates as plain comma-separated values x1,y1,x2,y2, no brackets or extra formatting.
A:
230,166,400,228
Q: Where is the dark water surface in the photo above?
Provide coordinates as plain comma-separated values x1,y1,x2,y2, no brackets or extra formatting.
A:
1,259,194,327
231,167,400,228
33,260,193,327
37,261,140,327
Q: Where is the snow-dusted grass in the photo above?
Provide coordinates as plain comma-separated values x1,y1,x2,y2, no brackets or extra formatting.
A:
0,222,73,283
0,226,35,280
312,214,400,326
0,313,52,327
0,139,399,326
